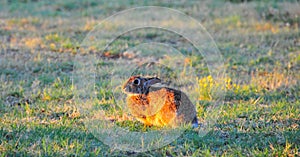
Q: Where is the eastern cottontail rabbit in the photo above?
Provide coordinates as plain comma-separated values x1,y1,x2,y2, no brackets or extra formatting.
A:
123,76,198,128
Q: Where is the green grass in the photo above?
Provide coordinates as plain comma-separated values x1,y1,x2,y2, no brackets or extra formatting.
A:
1,0,300,156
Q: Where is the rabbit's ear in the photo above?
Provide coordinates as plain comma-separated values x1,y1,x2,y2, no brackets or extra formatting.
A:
144,77,161,88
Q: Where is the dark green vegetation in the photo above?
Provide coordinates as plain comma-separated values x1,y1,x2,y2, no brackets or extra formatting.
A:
0,0,299,156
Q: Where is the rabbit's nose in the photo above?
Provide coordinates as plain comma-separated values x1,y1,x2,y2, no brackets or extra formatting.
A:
124,86,132,92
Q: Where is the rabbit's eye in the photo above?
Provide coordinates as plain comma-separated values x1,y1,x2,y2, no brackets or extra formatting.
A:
133,79,140,85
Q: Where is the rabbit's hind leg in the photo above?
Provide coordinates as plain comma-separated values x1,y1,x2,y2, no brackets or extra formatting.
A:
192,116,198,128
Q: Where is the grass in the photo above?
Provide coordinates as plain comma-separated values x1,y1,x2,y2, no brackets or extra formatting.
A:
1,0,300,156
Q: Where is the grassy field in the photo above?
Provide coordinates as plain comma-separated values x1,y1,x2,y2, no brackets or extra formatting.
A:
1,0,300,156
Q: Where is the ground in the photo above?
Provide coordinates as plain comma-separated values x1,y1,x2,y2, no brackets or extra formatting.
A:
0,0,299,156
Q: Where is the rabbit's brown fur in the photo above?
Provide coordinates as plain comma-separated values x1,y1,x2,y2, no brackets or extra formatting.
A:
123,76,198,127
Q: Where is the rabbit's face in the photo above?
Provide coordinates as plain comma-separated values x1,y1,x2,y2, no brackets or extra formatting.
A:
123,76,161,95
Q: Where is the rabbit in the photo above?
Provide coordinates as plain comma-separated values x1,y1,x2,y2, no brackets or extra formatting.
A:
122,75,198,128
